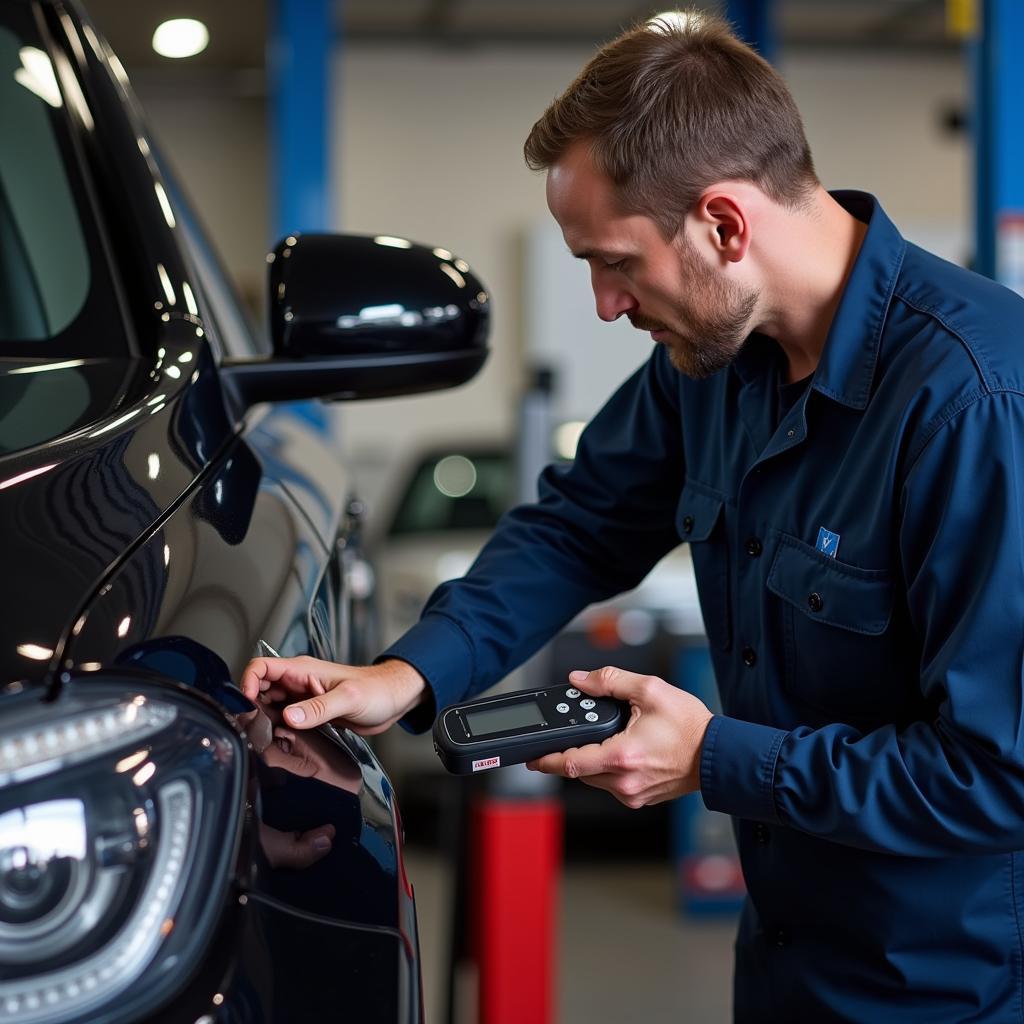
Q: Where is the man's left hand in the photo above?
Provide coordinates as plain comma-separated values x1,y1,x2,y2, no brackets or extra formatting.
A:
527,666,714,808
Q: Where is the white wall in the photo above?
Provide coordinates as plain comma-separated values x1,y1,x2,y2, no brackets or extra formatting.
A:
132,72,270,316
786,52,969,263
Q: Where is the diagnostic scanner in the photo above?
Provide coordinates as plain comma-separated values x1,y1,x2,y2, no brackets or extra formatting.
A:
432,685,628,774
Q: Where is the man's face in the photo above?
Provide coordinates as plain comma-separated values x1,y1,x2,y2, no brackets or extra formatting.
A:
546,143,759,378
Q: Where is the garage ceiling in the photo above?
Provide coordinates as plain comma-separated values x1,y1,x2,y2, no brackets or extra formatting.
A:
82,0,954,73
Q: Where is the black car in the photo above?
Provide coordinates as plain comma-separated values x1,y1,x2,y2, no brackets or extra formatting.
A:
0,2,489,1021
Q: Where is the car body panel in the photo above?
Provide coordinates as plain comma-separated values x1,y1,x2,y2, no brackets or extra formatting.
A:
1,326,233,687
0,1,432,1020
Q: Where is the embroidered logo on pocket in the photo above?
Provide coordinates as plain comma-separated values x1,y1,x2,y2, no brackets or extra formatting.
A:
815,527,840,558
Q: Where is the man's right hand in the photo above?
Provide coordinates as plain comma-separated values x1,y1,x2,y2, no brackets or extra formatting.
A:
239,656,428,736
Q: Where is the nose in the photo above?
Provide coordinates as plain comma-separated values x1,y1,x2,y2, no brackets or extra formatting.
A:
591,271,637,323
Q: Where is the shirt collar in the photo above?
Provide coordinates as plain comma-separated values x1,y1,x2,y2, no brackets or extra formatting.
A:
733,191,905,411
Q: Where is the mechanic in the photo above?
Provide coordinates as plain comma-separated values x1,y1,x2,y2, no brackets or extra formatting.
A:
242,10,1024,1021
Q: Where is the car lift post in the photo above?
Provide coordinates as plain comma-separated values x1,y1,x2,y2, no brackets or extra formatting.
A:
268,0,333,241
725,0,776,61
970,0,1024,289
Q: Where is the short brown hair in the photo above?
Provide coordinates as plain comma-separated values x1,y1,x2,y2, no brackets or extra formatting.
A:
524,10,817,238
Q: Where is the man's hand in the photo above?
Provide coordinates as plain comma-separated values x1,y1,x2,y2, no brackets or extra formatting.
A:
259,823,336,871
239,656,427,735
528,666,713,808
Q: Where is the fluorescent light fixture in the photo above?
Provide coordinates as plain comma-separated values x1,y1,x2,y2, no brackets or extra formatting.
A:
152,19,209,60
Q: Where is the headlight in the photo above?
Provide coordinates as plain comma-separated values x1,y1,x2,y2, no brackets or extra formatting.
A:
0,681,244,1023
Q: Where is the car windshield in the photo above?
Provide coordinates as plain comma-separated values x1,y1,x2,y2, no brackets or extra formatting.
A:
388,451,514,536
0,6,130,357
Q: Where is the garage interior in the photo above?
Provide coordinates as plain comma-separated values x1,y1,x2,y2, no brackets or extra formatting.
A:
66,1,1014,1020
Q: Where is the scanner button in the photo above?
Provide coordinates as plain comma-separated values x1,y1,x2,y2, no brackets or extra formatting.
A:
580,698,596,710
585,711,599,723
566,688,581,699
556,703,571,714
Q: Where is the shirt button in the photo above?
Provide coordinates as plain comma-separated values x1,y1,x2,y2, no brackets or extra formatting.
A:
807,592,824,613
745,537,762,557
754,823,770,844
773,929,790,948
741,646,757,667
682,515,694,534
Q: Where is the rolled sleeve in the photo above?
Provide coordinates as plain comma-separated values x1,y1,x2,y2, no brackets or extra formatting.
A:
700,713,788,823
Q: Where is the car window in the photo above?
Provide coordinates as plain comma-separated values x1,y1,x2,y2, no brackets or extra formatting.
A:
0,11,129,356
388,452,514,536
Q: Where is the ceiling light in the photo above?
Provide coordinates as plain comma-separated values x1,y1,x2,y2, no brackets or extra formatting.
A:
152,19,209,60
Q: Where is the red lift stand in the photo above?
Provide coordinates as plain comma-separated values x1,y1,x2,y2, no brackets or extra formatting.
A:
470,796,562,1024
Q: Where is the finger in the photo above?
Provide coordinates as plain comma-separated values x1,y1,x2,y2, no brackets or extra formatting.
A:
573,771,620,793
240,657,331,702
288,824,336,869
530,740,616,779
284,681,364,730
262,676,325,705
569,666,659,704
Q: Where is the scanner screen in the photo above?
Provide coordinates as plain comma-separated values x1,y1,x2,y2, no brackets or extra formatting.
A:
466,700,545,736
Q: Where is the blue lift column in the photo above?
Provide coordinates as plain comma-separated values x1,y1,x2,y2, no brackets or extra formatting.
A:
269,0,334,243
972,0,1024,289
726,0,776,60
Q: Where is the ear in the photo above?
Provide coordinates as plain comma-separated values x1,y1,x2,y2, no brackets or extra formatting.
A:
694,191,750,264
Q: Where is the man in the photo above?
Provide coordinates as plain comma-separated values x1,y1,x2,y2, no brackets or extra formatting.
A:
242,11,1024,1021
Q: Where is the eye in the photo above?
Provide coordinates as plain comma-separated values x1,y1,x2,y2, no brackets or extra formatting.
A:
604,258,628,272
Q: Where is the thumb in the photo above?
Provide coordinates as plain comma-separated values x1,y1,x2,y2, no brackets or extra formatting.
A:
570,666,655,704
284,683,363,730
286,825,336,870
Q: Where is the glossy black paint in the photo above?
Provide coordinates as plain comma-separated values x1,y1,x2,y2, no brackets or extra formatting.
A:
269,233,489,358
220,233,490,408
0,1,488,1020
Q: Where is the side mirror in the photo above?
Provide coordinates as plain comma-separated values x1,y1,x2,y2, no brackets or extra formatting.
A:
220,233,490,410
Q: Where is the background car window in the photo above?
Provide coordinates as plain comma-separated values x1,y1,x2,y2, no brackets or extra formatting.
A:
388,452,514,536
0,14,128,357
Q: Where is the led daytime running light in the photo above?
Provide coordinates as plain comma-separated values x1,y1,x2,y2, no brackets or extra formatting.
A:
0,701,177,786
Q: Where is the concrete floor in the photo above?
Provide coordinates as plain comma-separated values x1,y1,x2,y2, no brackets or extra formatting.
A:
405,847,737,1023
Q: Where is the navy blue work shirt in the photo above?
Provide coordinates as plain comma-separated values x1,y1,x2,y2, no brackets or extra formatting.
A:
383,192,1024,1021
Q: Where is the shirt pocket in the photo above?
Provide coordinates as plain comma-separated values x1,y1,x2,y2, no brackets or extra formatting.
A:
767,532,896,717
676,481,731,652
